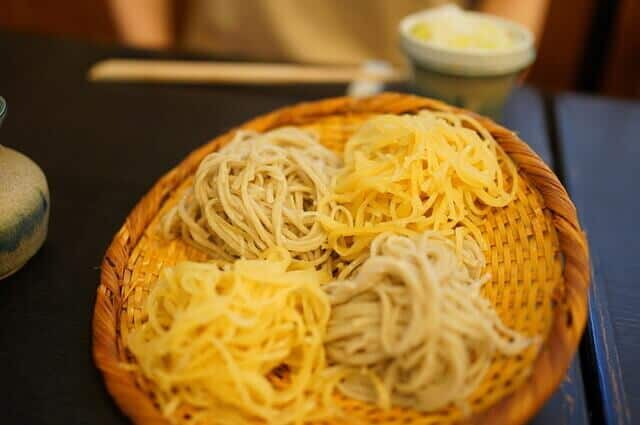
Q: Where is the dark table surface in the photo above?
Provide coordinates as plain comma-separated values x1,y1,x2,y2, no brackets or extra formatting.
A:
555,95,640,425
0,31,637,425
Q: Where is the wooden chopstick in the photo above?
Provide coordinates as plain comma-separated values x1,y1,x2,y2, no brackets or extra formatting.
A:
88,59,407,85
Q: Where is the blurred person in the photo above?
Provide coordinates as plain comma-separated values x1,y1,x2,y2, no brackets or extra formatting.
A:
108,0,549,65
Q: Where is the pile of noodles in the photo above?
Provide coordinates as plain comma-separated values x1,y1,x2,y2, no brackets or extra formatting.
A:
319,111,518,265
162,127,342,269
137,111,538,423
324,232,533,413
127,249,342,425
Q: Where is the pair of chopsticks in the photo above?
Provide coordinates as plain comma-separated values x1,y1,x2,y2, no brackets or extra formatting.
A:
88,59,407,86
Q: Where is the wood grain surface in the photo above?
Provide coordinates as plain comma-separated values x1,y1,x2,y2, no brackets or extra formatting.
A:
556,93,639,424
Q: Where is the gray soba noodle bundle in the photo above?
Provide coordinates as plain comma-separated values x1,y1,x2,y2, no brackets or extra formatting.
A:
162,127,342,267
323,231,533,413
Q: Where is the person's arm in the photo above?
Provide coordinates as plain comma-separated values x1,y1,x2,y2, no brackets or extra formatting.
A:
476,0,550,41
108,0,174,48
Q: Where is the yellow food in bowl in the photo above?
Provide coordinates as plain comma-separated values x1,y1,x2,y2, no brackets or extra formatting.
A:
410,7,514,51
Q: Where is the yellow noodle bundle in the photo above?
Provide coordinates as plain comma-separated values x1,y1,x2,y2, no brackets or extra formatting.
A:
127,249,341,425
324,232,532,413
162,127,342,268
319,110,518,262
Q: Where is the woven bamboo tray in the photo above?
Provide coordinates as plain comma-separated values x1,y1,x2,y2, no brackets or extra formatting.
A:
93,93,590,425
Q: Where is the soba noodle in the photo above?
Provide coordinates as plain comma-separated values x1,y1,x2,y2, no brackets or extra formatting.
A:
162,127,342,268
324,231,532,413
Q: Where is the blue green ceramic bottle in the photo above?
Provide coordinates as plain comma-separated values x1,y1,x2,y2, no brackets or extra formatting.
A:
0,97,50,279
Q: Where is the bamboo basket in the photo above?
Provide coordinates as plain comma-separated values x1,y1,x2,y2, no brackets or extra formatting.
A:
93,93,590,425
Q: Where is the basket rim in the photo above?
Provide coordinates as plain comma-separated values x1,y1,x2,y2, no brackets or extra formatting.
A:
92,92,590,425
